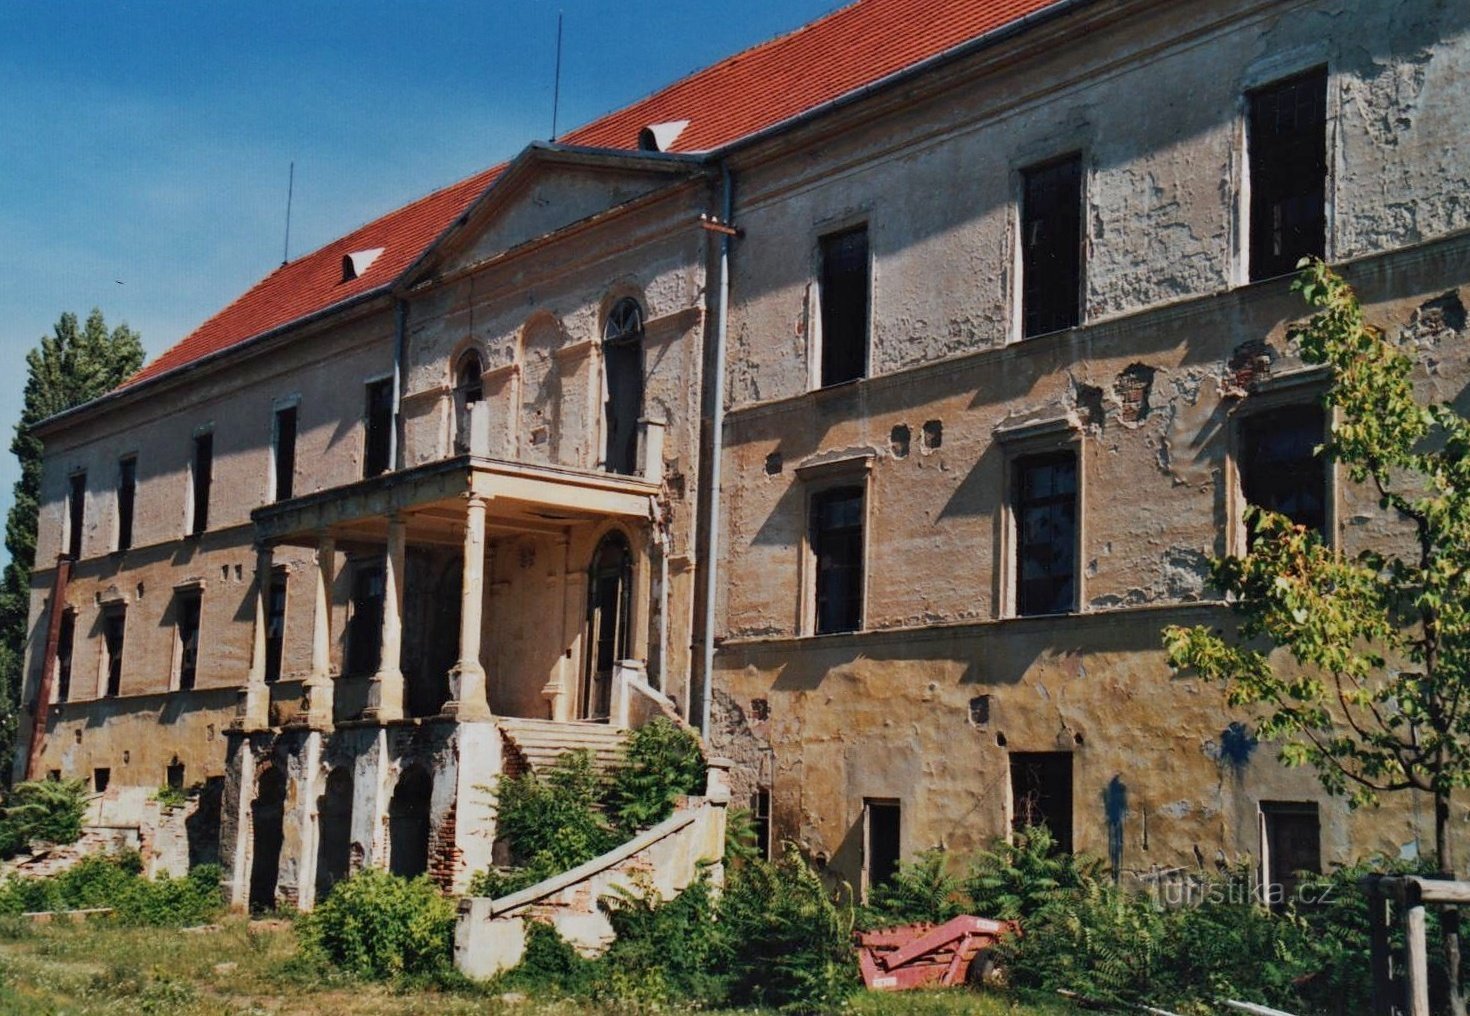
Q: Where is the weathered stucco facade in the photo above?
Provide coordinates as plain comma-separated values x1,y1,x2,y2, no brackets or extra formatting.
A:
10,0,1470,906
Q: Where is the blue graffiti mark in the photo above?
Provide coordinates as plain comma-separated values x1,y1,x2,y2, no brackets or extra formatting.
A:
1104,775,1127,882
1219,722,1258,775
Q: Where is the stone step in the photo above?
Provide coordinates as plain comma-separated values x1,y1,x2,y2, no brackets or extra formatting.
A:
498,717,631,777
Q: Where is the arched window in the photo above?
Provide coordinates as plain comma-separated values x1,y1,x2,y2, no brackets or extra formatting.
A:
453,349,484,454
602,299,644,475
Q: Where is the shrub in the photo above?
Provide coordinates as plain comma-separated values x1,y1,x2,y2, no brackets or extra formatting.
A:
598,873,727,1005
859,848,966,929
0,779,87,858
115,863,223,927
300,868,454,980
719,844,856,1012
964,824,1104,921
496,919,599,998
604,717,705,835
493,750,616,876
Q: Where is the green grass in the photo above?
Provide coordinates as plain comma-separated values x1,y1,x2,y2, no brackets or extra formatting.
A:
0,915,1075,1015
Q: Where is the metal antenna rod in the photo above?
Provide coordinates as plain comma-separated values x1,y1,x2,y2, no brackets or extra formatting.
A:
551,11,564,141
282,161,295,266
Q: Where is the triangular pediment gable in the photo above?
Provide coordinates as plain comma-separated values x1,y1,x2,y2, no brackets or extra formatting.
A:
417,144,706,282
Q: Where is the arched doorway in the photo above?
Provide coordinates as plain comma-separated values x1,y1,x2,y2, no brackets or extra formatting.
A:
388,765,432,878
453,349,485,454
315,766,354,901
248,766,287,912
583,532,632,720
602,298,644,475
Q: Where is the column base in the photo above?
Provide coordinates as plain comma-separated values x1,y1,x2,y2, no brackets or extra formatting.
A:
302,677,336,730
363,669,405,724
234,683,271,733
444,663,491,721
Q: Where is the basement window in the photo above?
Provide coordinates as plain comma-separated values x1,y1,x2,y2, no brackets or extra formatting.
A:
67,472,86,560
810,486,865,635
102,606,126,698
1013,451,1078,616
818,225,870,388
174,590,201,692
1238,404,1327,537
273,405,298,502
1248,68,1328,281
116,456,136,553
1020,155,1084,338
190,433,213,536
863,799,901,897
363,379,394,478
1010,751,1073,853
264,569,288,683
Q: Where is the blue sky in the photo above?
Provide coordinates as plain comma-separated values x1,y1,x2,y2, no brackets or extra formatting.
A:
0,0,843,563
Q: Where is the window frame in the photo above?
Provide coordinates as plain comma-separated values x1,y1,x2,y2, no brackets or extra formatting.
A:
172,586,203,692
264,566,288,683
99,603,127,699
1016,153,1085,340
796,455,873,637
1244,66,1330,283
188,430,213,537
272,401,299,503
861,798,902,902
814,222,872,390
997,419,1084,619
115,455,137,553
54,607,76,704
363,376,395,479
66,470,86,561
1227,377,1336,556
346,557,387,677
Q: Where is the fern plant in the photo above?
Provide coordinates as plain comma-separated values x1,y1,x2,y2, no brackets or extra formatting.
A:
964,824,1104,921
858,848,966,929
604,717,705,835
0,779,87,858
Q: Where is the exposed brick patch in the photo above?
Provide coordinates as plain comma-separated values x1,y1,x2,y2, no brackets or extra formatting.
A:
1226,340,1275,391
1114,363,1157,424
429,800,459,891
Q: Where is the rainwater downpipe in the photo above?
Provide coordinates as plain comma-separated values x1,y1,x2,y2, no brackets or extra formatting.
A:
699,163,733,737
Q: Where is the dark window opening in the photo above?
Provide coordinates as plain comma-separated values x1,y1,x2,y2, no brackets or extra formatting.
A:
753,788,773,862
1010,752,1073,853
1262,801,1321,910
264,569,288,683
175,591,201,692
103,608,126,697
116,457,136,552
274,406,297,501
1239,404,1327,537
249,767,287,912
93,767,111,793
584,533,632,720
811,486,864,635
347,563,385,676
819,225,869,387
67,473,86,560
864,799,901,895
1014,451,1078,616
388,765,432,879
190,433,213,536
56,609,76,703
453,351,485,455
1021,155,1083,338
603,299,645,475
364,378,394,478
1248,68,1328,281
46,769,60,782
316,767,354,901
166,759,186,792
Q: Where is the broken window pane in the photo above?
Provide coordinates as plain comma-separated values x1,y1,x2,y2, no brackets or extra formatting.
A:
1248,68,1327,281
1239,404,1326,535
116,456,136,552
1021,155,1083,338
819,226,869,387
811,486,864,634
603,299,645,475
1014,451,1077,616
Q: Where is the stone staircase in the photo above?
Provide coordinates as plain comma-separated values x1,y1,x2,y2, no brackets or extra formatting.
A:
497,717,629,777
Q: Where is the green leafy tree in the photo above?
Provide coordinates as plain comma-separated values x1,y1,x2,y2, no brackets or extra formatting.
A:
1165,260,1470,1006
0,310,142,782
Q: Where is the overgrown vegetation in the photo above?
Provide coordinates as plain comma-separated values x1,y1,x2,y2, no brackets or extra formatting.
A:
470,717,705,898
0,778,87,858
0,852,223,927
299,868,455,981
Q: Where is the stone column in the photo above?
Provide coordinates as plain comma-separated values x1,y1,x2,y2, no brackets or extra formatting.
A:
365,514,406,722
445,494,491,720
238,544,273,732
303,533,336,729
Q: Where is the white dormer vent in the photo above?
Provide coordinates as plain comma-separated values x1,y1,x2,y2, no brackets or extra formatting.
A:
341,247,385,282
637,119,690,153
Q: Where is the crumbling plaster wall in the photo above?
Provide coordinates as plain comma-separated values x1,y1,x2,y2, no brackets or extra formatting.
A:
16,309,396,791
710,0,1470,882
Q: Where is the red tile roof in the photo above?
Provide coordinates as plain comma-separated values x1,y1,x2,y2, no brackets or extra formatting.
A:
123,0,1063,391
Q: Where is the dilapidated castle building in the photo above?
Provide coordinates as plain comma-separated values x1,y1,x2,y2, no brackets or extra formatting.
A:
12,0,1470,907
